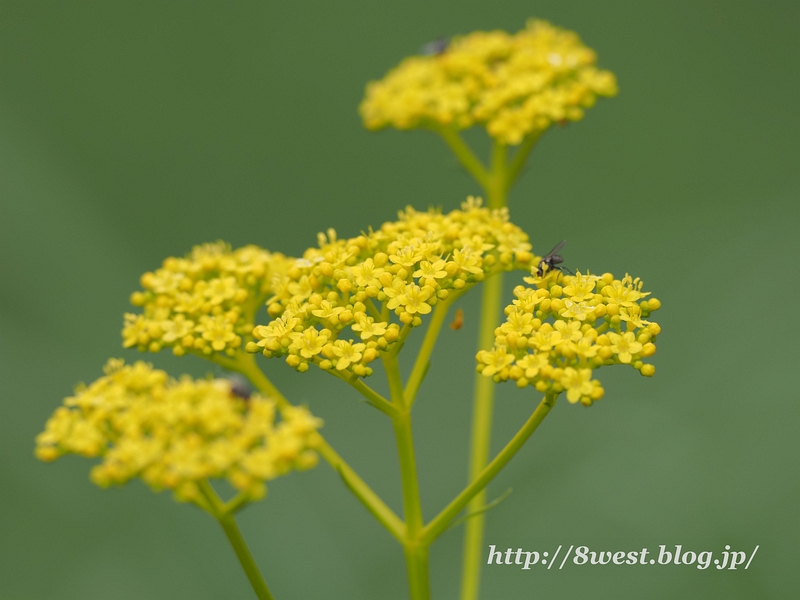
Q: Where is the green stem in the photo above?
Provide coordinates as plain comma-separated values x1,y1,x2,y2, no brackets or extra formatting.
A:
383,353,407,408
384,354,430,600
486,141,508,209
459,271,503,600
345,375,398,416
422,393,557,545
435,127,491,190
224,491,252,515
460,137,514,600
217,515,275,600
394,412,430,600
403,544,431,600
197,480,275,600
404,288,465,407
394,322,414,354
404,269,510,409
218,352,405,543
506,131,542,187
366,298,384,321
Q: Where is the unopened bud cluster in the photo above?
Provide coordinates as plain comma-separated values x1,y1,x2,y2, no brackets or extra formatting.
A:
478,268,661,405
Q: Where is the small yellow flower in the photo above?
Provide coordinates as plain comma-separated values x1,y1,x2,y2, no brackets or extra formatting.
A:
351,315,388,340
331,340,366,371
500,309,534,335
413,260,448,283
516,353,549,379
204,277,238,305
397,284,433,315
512,286,546,311
574,338,598,360
161,315,195,343
198,315,237,352
529,327,562,352
383,278,407,310
289,328,329,359
562,271,598,301
608,332,642,364
450,248,484,275
254,314,298,352
122,314,149,348
144,269,185,294
287,275,315,300
559,299,596,321
603,277,650,307
478,346,515,376
350,259,384,288
560,368,594,404
390,245,422,268
553,319,582,342
620,304,651,330
311,300,345,324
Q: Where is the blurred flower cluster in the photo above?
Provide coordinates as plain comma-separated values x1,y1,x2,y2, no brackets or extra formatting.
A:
478,269,661,405
36,360,321,502
360,19,617,144
123,242,289,358
248,197,533,378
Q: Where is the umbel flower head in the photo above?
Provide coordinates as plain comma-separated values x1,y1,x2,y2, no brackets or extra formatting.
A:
123,242,289,358
360,19,618,145
35,360,322,503
247,197,534,378
478,267,661,406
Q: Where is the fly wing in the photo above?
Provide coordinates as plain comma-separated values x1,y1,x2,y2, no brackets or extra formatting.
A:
544,239,566,258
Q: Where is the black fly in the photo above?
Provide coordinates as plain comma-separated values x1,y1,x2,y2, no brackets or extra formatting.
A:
421,37,449,56
536,240,572,276
226,373,253,401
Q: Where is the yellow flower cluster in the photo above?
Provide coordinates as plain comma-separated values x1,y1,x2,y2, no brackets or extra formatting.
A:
123,242,288,357
478,268,661,405
248,197,533,378
360,19,618,145
35,360,321,502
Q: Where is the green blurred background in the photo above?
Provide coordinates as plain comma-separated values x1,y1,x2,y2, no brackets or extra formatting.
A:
1,1,798,598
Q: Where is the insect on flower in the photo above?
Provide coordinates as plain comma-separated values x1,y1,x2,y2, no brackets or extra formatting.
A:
420,37,449,56
226,373,253,401
536,240,572,276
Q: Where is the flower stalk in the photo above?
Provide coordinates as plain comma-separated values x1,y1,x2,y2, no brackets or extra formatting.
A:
454,138,513,600
221,351,406,543
424,393,557,545
198,480,276,600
